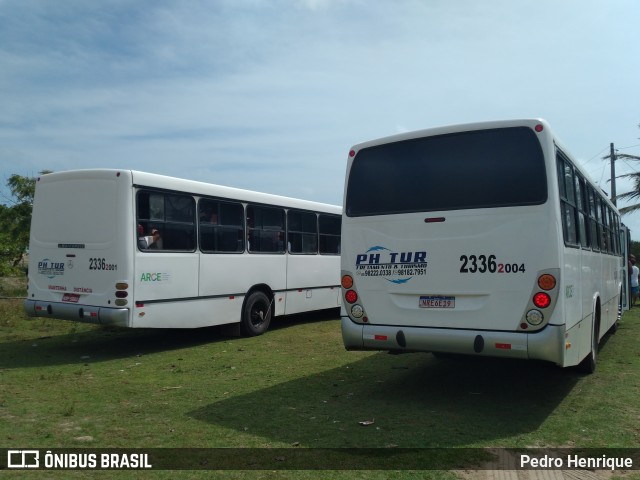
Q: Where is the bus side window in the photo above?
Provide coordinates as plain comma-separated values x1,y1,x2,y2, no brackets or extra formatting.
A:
247,205,285,254
574,175,590,248
587,187,600,251
600,201,610,253
557,151,578,246
319,214,341,255
288,210,318,254
137,190,195,252
595,196,605,252
199,199,244,253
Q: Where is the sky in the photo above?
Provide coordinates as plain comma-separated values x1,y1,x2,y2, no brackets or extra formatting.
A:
1,0,639,236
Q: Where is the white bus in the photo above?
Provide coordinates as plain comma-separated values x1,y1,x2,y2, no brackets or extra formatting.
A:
24,169,342,335
340,119,626,372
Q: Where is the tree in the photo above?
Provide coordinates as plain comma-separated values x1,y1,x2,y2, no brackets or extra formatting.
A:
0,172,51,275
630,240,640,260
614,153,640,215
613,123,640,215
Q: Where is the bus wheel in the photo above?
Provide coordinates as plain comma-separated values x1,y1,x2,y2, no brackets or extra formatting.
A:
578,318,599,374
241,291,272,337
612,290,622,333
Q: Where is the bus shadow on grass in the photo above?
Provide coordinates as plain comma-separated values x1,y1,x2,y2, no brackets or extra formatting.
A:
0,325,225,369
0,309,339,369
188,352,582,448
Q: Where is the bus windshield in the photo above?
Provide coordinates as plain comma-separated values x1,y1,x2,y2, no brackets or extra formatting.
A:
346,126,547,217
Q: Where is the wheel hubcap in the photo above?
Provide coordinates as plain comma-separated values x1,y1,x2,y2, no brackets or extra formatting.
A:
251,305,266,326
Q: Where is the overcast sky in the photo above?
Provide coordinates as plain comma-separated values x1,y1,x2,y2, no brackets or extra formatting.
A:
1,0,639,235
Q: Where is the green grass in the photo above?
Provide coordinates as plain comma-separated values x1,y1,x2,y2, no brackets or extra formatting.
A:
0,275,28,298
1,276,640,479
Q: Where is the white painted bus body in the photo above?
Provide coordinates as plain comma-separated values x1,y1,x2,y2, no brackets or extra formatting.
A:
340,119,624,369
25,169,341,331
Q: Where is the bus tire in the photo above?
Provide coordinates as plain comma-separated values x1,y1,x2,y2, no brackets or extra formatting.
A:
241,291,272,337
612,289,622,334
578,313,600,374
611,321,619,334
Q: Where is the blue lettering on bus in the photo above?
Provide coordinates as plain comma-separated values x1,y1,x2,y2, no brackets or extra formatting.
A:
355,246,427,266
37,258,65,278
354,246,429,284
414,251,427,263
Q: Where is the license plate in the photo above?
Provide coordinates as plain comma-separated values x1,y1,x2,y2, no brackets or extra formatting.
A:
419,295,455,309
62,293,80,303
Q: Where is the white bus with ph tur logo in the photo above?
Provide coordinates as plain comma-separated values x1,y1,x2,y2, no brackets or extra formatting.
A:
340,119,627,372
25,169,341,336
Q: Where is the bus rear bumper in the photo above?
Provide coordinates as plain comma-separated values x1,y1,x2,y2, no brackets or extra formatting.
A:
24,300,130,328
341,317,565,365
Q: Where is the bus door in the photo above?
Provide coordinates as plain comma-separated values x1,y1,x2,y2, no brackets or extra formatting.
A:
621,225,630,311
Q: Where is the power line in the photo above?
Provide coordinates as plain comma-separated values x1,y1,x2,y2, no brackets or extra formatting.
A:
583,146,609,166
618,143,640,151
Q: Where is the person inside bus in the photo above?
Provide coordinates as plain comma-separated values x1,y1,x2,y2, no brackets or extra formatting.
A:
630,256,639,307
138,225,162,250
199,207,218,224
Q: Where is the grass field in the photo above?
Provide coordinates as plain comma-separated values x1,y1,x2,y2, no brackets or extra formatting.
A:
1,277,639,479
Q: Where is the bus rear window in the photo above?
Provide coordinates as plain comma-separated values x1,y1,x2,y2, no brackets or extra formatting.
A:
346,127,547,216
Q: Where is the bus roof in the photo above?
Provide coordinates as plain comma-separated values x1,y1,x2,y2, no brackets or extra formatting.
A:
38,169,342,215
350,118,550,151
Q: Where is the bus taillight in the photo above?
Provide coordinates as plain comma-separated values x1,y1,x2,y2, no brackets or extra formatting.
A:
350,304,364,318
345,290,358,304
115,282,129,306
533,292,551,308
537,274,556,290
341,275,353,289
526,309,544,325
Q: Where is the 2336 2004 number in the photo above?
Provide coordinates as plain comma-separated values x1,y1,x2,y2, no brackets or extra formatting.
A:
459,255,525,274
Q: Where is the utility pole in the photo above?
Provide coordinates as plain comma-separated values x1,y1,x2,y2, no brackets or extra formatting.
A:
610,142,617,206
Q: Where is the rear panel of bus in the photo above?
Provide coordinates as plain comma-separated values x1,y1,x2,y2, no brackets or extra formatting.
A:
24,170,135,326
341,121,564,360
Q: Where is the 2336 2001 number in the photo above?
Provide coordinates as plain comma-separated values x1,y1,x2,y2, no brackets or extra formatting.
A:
459,255,525,274
89,258,117,271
